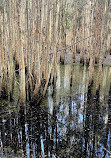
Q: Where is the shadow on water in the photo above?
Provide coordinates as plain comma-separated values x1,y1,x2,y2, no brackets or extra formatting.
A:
0,64,111,158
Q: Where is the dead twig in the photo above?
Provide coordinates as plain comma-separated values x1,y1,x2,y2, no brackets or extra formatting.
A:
104,147,111,155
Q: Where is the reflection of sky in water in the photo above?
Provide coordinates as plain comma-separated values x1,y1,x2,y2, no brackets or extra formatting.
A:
48,96,53,115
41,136,44,157
25,123,30,158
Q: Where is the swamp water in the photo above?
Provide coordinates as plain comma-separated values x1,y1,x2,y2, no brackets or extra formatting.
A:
0,64,111,158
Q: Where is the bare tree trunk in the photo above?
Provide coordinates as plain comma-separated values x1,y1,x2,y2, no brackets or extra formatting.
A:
71,4,77,63
53,1,57,85
96,1,108,91
0,1,8,98
33,0,41,99
60,0,66,64
94,0,103,64
88,0,94,86
8,0,14,100
80,7,86,65
18,0,26,105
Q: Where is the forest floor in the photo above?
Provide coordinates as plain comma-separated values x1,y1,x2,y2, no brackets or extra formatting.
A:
57,50,111,66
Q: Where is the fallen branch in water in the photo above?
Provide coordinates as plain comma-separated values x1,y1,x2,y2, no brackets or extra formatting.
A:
104,147,111,155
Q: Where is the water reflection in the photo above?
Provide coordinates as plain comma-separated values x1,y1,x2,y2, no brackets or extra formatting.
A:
0,64,111,158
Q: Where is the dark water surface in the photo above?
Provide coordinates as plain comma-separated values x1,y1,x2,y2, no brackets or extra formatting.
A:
0,64,111,158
